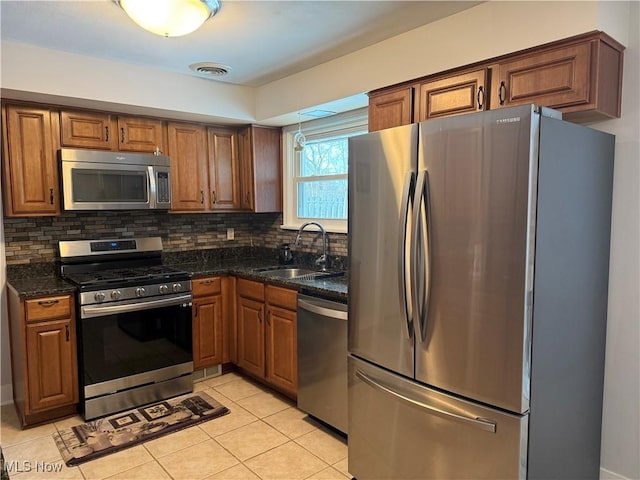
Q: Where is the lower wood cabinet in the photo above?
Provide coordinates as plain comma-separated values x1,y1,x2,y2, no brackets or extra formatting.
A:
236,278,297,397
7,289,78,427
192,276,234,369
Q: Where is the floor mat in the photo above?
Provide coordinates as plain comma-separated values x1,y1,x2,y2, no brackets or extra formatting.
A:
53,391,229,466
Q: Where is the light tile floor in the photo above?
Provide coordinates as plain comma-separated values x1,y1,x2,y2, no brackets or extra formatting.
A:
0,372,350,480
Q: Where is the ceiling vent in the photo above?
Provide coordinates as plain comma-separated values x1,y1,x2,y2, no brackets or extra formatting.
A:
189,62,231,77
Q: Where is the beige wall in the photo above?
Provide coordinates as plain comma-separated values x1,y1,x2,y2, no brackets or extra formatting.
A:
1,2,637,478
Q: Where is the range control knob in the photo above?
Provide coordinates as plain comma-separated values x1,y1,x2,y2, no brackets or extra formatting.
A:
111,290,122,300
135,287,146,297
94,292,106,302
172,283,182,293
159,284,169,294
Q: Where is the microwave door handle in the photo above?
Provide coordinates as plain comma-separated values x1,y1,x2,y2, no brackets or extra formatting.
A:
148,166,156,208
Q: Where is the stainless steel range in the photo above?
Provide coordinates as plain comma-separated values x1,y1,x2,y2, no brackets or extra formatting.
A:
59,237,193,420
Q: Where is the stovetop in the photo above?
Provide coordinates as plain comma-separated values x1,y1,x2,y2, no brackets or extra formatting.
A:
64,265,189,288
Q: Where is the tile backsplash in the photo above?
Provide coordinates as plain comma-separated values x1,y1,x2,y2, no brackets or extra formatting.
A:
3,211,347,265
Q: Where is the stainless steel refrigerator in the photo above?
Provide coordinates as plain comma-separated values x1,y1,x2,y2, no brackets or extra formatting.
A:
347,104,615,479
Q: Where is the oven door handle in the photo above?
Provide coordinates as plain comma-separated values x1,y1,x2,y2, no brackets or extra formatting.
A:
81,294,192,319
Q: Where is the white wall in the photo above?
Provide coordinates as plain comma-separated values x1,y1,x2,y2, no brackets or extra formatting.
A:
593,3,640,480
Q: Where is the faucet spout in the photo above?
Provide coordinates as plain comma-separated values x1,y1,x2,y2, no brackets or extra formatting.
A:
296,222,328,271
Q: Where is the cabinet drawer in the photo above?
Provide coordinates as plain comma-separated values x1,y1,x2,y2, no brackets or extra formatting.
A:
266,285,297,310
192,277,222,297
237,278,265,301
25,295,72,322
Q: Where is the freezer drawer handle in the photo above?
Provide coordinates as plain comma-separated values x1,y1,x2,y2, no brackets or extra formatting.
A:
355,369,497,433
298,299,347,321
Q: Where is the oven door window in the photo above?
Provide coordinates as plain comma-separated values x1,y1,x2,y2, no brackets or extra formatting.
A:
80,303,192,386
72,168,148,203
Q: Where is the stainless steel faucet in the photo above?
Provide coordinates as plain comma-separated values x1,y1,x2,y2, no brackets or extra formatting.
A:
295,222,328,271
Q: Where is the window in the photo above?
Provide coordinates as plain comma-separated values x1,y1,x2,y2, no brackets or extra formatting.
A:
282,108,368,233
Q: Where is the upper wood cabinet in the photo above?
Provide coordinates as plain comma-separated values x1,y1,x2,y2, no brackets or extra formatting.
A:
238,126,282,213
368,86,414,132
416,68,489,122
2,104,60,216
59,110,165,153
167,121,208,211
60,110,115,149
208,127,241,211
368,31,624,130
491,32,624,122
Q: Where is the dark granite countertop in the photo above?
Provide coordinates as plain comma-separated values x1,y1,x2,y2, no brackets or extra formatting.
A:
7,249,348,301
6,275,77,299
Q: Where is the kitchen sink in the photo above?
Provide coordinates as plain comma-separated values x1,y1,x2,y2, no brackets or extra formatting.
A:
253,266,344,281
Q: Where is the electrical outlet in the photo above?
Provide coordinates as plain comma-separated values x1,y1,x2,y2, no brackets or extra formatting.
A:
226,228,234,240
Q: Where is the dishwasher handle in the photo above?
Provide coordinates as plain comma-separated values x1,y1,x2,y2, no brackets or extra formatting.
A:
298,298,348,321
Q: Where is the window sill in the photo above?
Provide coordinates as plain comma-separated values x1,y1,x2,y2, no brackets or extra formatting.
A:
280,224,348,235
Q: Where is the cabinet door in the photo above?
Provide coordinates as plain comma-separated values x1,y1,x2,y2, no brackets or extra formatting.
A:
417,69,488,121
193,295,223,370
167,122,208,211
208,128,240,210
237,126,282,213
25,319,77,412
236,295,265,378
368,87,414,132
492,42,592,111
3,105,60,215
60,110,116,149
117,117,164,153
238,127,255,210
265,305,297,395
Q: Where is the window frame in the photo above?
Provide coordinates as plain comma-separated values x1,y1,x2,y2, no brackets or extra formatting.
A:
281,108,368,234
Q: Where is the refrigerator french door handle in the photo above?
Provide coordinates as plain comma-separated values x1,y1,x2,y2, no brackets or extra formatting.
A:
398,171,415,340
411,170,430,343
355,369,497,433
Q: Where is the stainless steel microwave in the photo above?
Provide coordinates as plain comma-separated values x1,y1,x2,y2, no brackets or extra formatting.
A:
60,148,171,210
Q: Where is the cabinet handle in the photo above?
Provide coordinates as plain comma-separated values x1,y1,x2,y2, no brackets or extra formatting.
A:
38,299,59,307
258,310,262,323
200,190,205,204
65,325,70,342
477,86,484,109
121,128,126,143
201,279,214,285
49,188,54,205
266,311,270,326
212,190,217,204
105,126,109,142
245,192,250,204
498,81,506,105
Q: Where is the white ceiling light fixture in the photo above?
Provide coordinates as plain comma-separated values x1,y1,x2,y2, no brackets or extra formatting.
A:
293,113,306,152
116,0,221,37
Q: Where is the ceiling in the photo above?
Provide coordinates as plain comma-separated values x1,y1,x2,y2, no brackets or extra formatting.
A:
0,0,479,88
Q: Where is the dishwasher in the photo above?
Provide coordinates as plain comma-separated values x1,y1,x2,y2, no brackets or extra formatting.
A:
297,293,348,435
